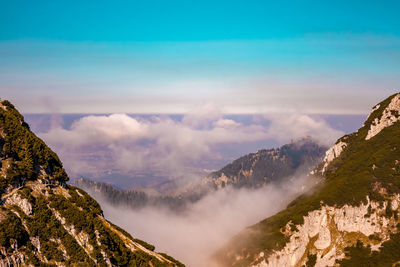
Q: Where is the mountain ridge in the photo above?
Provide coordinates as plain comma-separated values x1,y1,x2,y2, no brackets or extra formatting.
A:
204,136,327,189
215,92,400,267
0,99,183,266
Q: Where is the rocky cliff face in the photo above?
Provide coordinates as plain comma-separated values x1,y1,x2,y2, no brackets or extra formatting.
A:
365,94,400,140
253,195,399,267
0,100,183,267
215,93,400,267
320,140,347,174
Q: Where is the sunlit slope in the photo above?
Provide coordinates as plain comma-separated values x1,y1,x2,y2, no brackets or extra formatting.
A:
0,99,184,266
215,93,400,267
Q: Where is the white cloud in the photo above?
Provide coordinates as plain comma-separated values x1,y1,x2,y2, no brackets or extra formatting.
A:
42,114,147,146
213,119,241,128
265,114,343,146
38,103,343,181
181,102,222,129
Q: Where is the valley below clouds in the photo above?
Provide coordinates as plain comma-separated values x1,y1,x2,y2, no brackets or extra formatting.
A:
26,103,349,188
89,174,317,267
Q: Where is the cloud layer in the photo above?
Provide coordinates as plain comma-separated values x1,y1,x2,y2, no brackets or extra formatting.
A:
38,103,343,184
93,173,316,267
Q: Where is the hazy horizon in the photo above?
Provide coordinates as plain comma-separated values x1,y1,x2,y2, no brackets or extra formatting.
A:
1,1,399,114
21,111,365,189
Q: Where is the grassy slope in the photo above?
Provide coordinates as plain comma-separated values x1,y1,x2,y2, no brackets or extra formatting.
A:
216,93,400,266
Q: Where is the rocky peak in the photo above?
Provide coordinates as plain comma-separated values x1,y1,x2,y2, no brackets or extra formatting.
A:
317,93,400,175
365,93,400,140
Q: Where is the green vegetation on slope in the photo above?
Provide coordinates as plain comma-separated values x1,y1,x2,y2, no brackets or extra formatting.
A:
9,184,180,266
0,208,29,249
216,93,400,266
0,100,68,193
336,228,400,267
74,177,205,212
0,99,184,266
209,137,327,188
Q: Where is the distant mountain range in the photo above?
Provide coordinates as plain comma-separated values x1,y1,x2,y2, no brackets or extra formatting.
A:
215,93,400,267
0,99,183,266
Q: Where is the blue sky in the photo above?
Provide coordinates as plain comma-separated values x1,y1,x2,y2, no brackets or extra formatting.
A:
1,0,399,113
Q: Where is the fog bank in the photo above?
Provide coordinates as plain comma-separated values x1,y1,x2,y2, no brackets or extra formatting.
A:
94,174,316,266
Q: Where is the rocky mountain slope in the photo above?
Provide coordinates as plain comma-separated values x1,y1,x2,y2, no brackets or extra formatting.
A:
215,93,400,267
204,137,327,189
0,99,183,266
